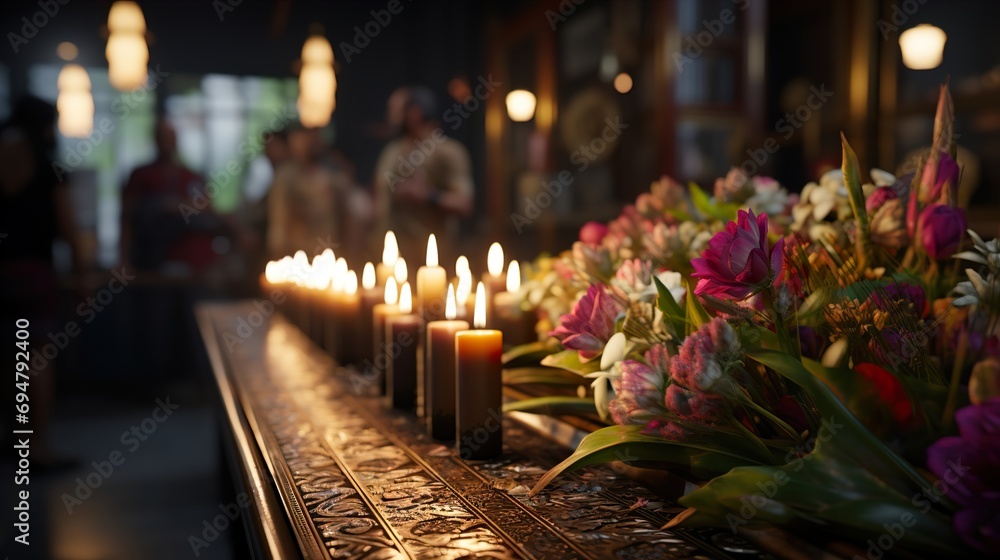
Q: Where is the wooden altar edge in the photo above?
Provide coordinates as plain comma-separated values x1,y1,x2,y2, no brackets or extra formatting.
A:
196,301,794,559
195,307,311,560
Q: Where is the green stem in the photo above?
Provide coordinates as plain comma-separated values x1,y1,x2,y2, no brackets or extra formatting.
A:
731,418,779,464
941,331,968,431
740,395,803,442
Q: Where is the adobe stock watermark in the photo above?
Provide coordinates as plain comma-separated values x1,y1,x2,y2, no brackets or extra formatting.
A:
60,397,180,514
339,0,411,64
383,74,499,192
211,0,243,21
7,0,71,54
673,0,750,72
188,492,250,557
511,116,628,232
877,0,928,40
52,65,170,181
854,457,969,560
733,84,833,178
726,416,844,533
179,104,296,223
545,0,585,30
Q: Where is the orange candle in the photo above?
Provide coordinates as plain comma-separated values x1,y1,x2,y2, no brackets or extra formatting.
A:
372,277,400,396
426,285,468,440
358,262,380,367
387,282,421,410
493,260,536,347
416,234,448,322
482,242,506,329
375,231,398,288
455,282,503,459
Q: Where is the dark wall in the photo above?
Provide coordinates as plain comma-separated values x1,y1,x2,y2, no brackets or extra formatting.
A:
0,0,486,187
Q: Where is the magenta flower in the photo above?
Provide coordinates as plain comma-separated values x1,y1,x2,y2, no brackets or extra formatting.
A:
691,209,784,299
865,185,898,213
917,204,967,260
579,221,609,245
549,284,624,360
923,151,961,204
663,383,723,422
609,345,671,426
927,398,1000,553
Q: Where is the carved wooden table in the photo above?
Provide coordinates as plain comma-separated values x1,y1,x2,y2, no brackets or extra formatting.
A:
197,301,776,559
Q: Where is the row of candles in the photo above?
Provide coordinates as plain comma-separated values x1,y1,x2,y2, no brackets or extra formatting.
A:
261,232,536,459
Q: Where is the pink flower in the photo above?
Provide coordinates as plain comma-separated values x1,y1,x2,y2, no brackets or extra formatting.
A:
579,221,609,245
664,384,723,422
549,284,624,360
609,345,672,427
917,204,967,260
669,318,741,392
865,186,898,213
691,209,784,299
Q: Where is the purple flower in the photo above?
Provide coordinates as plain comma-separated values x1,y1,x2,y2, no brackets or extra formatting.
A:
869,282,928,318
866,186,898,213
549,284,624,360
927,398,1000,553
923,151,961,203
692,209,784,299
917,204,967,260
669,318,741,392
579,221,609,245
609,345,671,425
664,384,723,422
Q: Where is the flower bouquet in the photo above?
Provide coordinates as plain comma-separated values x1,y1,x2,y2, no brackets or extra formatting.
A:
503,85,999,556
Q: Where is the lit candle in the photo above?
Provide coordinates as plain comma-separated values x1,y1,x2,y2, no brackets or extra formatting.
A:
426,285,468,440
289,250,311,331
492,260,536,347
376,231,398,287
456,266,474,320
483,242,506,329
455,282,503,459
358,262,380,368
386,282,421,410
416,234,448,322
336,269,361,365
372,277,400,395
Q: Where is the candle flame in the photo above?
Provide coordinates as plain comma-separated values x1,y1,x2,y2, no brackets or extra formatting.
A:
445,284,457,320
264,261,280,283
345,270,358,295
506,260,521,292
455,255,470,275
384,277,398,305
456,269,472,304
474,281,487,328
399,282,412,314
362,262,376,290
321,248,335,262
394,257,408,283
426,234,439,267
487,242,504,277
382,231,398,266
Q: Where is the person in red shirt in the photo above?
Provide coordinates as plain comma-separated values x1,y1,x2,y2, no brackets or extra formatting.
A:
120,119,218,272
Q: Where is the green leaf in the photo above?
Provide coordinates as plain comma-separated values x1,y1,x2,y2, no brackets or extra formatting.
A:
841,134,870,267
690,182,738,222
503,341,558,368
503,367,587,387
540,350,603,376
653,275,687,339
684,280,711,335
529,424,765,496
502,396,596,416
747,350,946,503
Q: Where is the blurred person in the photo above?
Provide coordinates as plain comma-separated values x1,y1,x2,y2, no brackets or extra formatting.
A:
120,119,220,274
0,97,84,468
373,86,473,261
267,124,346,259
238,128,289,289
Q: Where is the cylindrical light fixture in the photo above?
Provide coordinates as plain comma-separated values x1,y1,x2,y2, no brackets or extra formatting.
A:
505,90,536,122
297,34,336,128
899,24,947,70
57,64,94,138
105,1,148,91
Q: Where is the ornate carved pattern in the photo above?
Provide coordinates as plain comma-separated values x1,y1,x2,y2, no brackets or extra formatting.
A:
208,304,771,559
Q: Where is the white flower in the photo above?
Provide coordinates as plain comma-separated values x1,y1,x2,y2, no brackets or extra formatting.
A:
636,270,686,303
601,332,628,370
